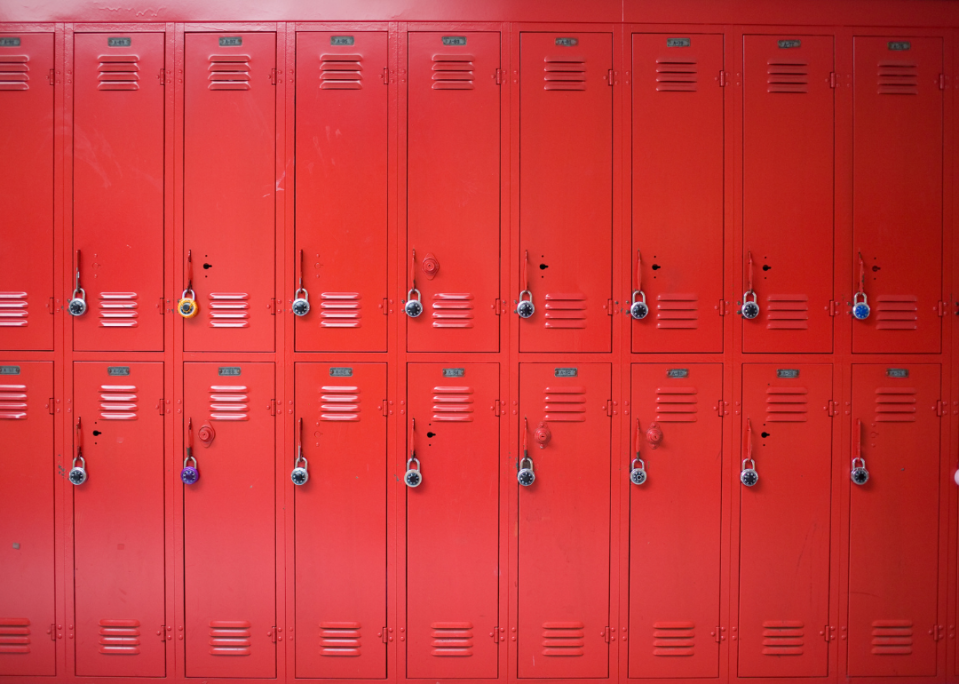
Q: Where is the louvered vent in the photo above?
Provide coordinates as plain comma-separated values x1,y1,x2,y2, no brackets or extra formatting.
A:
0,618,30,654
432,385,473,422
0,292,28,327
0,55,29,91
209,621,252,656
0,384,27,421
98,55,139,91
876,295,918,330
98,619,140,655
320,53,362,89
99,292,138,327
432,292,473,328
765,387,808,423
652,622,694,657
544,293,587,329
544,56,586,91
431,622,473,657
320,384,360,422
542,622,585,657
761,621,804,656
208,55,250,91
655,387,697,423
656,294,698,329
544,386,586,422
320,622,361,657
209,385,249,421
208,292,250,328
321,292,361,328
100,384,138,421
871,620,913,655
878,61,918,95
655,59,696,92
874,387,917,422
766,294,809,330
767,59,808,93
432,54,473,90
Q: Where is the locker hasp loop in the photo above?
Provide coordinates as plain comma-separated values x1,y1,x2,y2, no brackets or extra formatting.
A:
740,251,760,319
181,418,200,485
404,417,422,487
740,418,759,486
852,252,871,320
851,418,869,485
178,250,199,318
69,417,88,485
292,249,311,317
518,417,535,486
292,417,309,486
629,250,649,320
516,250,535,318
68,249,88,317
630,419,647,485
405,248,424,317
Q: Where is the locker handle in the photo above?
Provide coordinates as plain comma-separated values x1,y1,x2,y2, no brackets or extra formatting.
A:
405,249,423,318
291,249,310,317
292,418,309,486
69,417,88,485
630,418,647,485
852,252,870,320
178,250,198,318
405,417,422,487
516,250,534,318
629,250,649,320
851,418,869,485
740,418,758,487
181,418,200,485
518,417,535,486
739,251,759,320
68,249,87,317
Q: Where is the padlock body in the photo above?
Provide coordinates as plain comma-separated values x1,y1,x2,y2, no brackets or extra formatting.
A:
853,303,870,320
742,301,760,320
291,467,309,486
178,299,198,318
741,469,759,487
405,469,422,487
516,300,534,318
181,466,199,485
851,467,869,485
518,469,535,487
405,300,423,318
69,467,87,485
68,299,87,316
630,468,647,485
630,301,648,320
292,299,310,317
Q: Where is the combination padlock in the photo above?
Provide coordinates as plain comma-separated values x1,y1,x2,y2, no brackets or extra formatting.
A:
629,290,649,320
181,455,200,485
741,290,760,320
404,457,422,487
516,290,535,318
291,287,310,317
630,458,647,485
851,457,869,485
68,288,87,317
852,292,870,320
291,455,309,486
740,458,759,487
69,455,87,486
178,288,198,318
404,289,423,318
517,456,535,486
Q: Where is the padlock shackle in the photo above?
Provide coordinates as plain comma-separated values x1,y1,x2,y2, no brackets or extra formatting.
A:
183,455,198,468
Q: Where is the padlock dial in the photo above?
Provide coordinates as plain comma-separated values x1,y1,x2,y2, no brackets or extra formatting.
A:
740,469,759,487
741,301,760,320
630,301,649,320
181,467,199,485
405,469,422,487
851,467,869,485
516,300,534,318
178,299,198,318
405,300,423,318
630,468,647,485
518,469,535,487
291,467,309,486
853,303,870,320
68,299,87,317
292,299,310,317
69,468,87,485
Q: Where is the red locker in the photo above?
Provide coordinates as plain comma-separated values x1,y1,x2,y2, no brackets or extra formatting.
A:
72,33,165,352
848,364,940,676
406,363,499,678
518,33,613,353
628,364,722,678
742,35,834,353
0,362,55,676
738,364,832,677
0,32,54,351
294,31,388,352
184,32,275,352
294,362,387,679
183,362,275,678
72,362,165,676
631,34,724,353
851,38,943,354
407,32,500,353
518,363,610,678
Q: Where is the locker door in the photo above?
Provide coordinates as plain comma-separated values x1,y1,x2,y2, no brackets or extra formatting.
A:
294,363,387,679
518,33,612,353
407,32,500,353
848,364,940,676
0,362,55,675
628,364,722,678
184,362,275,678
407,363,499,678
738,364,832,676
73,362,165,676
184,33,275,352
631,34,724,354
294,31,388,352
0,33,54,351
742,36,834,353
851,38,943,354
73,33,165,352
518,363,610,678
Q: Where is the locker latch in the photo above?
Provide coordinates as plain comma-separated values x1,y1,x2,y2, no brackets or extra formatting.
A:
49,624,56,642
494,68,503,85
936,399,945,417
606,68,613,86
491,399,502,417
158,68,166,86
937,301,948,317
932,625,945,641
821,625,836,642
270,68,278,85
826,400,838,417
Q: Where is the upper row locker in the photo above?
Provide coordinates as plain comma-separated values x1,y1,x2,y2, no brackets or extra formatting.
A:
518,32,613,353
183,32,276,352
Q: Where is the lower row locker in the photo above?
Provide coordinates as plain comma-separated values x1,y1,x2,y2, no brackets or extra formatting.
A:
518,363,611,678
628,364,722,678
294,363,388,678
739,364,832,677
0,362,56,676
847,363,941,677
183,362,276,678
406,363,500,678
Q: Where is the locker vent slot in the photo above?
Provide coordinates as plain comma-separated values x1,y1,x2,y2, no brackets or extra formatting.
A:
765,387,808,422
542,622,585,656
655,387,698,423
544,293,587,328
544,56,586,91
321,292,361,328
877,61,918,95
431,622,473,657
544,386,586,422
656,294,698,329
98,619,140,655
98,291,138,327
432,385,474,422
767,59,808,93
319,622,361,657
208,292,250,328
874,387,917,422
208,55,251,90
652,622,694,657
655,59,697,92
432,54,474,90
432,292,474,328
766,294,809,329
0,291,28,327
320,384,360,421
870,620,913,655
320,53,363,90
100,384,138,420
875,295,919,330
0,55,29,91
0,384,27,420
209,621,252,656
761,621,804,656
0,618,30,653
98,55,139,91
209,385,249,421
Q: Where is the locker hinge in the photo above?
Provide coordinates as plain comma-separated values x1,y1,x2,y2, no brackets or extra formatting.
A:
494,67,503,85
382,298,389,315
157,624,167,642
382,66,389,85
939,74,946,90
494,298,502,315
48,296,55,314
268,626,276,643
606,299,614,316
492,399,503,417
937,300,948,316
829,71,837,88
49,624,56,641
270,399,277,417
380,627,388,643
158,67,166,85
829,299,840,316
269,298,277,315
712,627,723,643
717,299,727,316
158,398,165,416
607,68,614,86
933,624,945,640
718,70,726,87
270,68,278,85
826,400,838,417
605,399,614,417
822,625,836,642
47,398,55,415
158,297,165,315
48,68,55,85
603,626,611,643
380,400,388,417
716,400,727,418
936,399,945,417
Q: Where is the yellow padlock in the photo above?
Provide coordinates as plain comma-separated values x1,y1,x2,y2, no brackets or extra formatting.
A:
178,289,198,318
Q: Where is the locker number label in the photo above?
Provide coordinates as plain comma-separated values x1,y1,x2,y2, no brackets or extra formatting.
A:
331,36,354,46
555,37,578,47
554,367,578,377
888,41,911,51
219,36,242,47
0,366,20,375
887,368,909,378
108,366,130,376
0,38,21,47
330,367,353,377
108,37,132,47
778,39,801,49
667,368,689,378
777,369,800,378
443,368,465,378
442,36,467,46
667,38,690,47
218,367,242,376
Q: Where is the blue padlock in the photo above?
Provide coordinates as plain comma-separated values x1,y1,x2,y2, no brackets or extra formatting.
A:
181,454,199,485
852,292,870,320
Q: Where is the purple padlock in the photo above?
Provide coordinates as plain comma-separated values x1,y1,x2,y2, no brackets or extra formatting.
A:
181,454,199,485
